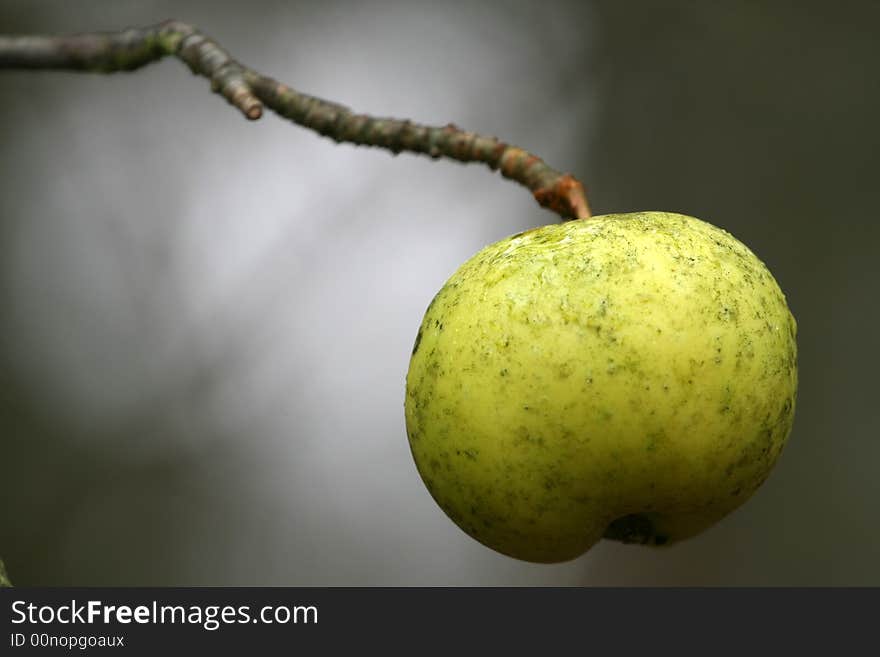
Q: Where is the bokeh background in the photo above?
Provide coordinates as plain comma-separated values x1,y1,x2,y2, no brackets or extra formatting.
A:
1,1,876,585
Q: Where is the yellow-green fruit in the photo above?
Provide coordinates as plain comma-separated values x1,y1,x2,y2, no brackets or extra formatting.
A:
405,211,797,563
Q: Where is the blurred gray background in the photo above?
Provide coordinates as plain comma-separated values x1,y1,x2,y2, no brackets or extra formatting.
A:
0,1,876,585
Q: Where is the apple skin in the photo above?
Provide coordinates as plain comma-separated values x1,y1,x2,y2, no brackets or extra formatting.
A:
404,212,797,563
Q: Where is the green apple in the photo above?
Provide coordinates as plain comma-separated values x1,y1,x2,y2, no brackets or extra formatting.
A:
405,211,797,563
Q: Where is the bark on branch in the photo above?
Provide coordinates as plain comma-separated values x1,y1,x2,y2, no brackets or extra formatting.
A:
0,20,590,220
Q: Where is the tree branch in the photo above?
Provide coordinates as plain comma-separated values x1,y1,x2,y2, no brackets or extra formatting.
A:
0,20,590,220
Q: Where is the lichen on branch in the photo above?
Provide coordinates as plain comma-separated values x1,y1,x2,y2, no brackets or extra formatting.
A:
0,20,590,220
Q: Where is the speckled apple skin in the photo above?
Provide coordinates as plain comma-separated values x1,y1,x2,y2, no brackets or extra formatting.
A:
404,212,798,563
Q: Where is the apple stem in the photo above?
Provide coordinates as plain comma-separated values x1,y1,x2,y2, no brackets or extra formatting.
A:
0,20,591,221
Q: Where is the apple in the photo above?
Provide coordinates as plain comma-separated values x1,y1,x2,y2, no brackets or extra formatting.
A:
404,211,797,563
0,558,9,587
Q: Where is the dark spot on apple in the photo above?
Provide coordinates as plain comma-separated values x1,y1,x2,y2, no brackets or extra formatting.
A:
411,328,423,355
604,513,661,545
